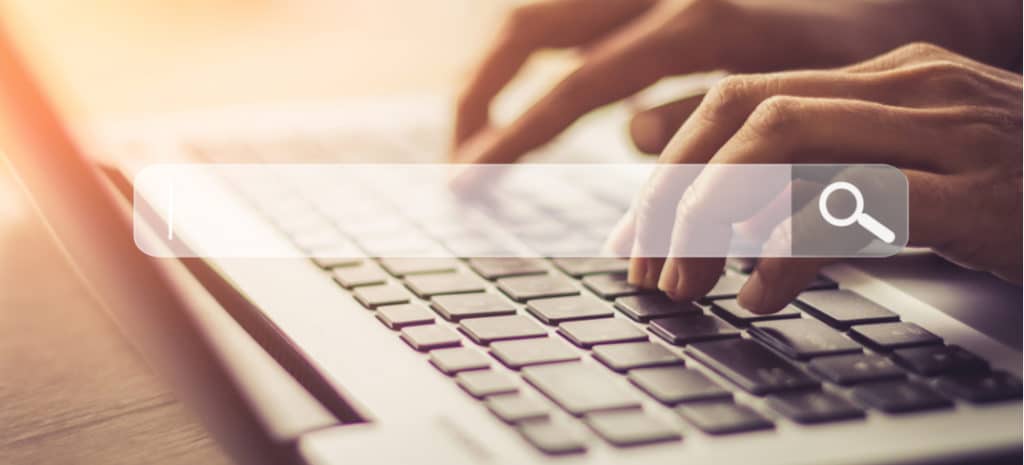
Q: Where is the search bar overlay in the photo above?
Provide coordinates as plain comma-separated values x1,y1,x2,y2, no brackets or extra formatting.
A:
133,164,907,259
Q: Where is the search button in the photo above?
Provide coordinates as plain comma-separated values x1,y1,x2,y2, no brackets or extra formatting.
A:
818,181,896,244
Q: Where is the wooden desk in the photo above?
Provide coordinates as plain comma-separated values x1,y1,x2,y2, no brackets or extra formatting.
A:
0,165,230,464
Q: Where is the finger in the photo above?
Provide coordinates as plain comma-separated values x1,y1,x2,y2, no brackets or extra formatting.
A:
843,42,1022,84
452,0,659,154
739,257,834,313
629,94,704,154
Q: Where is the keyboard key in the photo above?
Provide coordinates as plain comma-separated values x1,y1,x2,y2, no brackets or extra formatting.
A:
498,275,580,302
455,370,518,398
332,265,387,288
526,295,614,324
428,347,491,375
582,273,646,299
649,313,740,345
459,315,547,345
379,257,458,277
469,258,547,280
430,293,516,321
796,290,899,329
628,366,730,404
808,353,905,385
767,391,864,424
490,338,580,369
675,401,773,435
558,318,648,348
711,300,801,327
404,273,486,298
686,339,819,395
552,257,628,277
934,371,1023,404
891,345,989,376
702,274,745,301
750,318,863,360
592,342,683,372
850,322,942,351
486,395,550,423
375,303,435,329
310,250,363,269
584,410,681,447
517,422,586,455
400,325,462,351
523,362,641,415
804,275,839,291
852,381,952,413
726,258,756,274
614,295,701,322
353,284,412,309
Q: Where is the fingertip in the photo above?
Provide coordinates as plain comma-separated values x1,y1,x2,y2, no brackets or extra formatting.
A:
629,111,666,154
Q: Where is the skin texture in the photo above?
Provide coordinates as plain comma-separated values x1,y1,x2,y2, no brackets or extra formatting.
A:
452,0,1023,313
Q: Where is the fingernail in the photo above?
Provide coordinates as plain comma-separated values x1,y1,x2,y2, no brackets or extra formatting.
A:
628,258,648,286
658,259,680,297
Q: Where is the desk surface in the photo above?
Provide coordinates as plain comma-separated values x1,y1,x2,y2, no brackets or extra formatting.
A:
0,166,230,465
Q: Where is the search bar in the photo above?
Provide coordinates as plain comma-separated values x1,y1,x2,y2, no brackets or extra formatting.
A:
132,163,908,259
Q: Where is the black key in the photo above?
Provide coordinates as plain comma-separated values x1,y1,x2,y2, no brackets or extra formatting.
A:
675,401,773,435
486,395,550,423
711,300,801,327
498,275,580,302
702,274,745,301
353,284,412,309
614,295,701,322
517,422,586,455
582,273,646,300
428,347,491,375
686,339,819,395
455,370,518,398
891,345,989,376
849,322,942,352
375,303,434,329
523,362,642,415
332,264,387,288
459,315,547,345
430,293,516,321
851,380,952,413
649,313,740,345
490,338,580,369
796,290,899,329
404,272,486,298
469,258,547,280
526,295,614,325
400,325,462,351
767,390,864,424
750,318,863,360
804,275,838,291
628,366,730,404
552,257,628,277
584,410,681,447
379,257,458,277
934,371,1023,404
808,353,905,385
558,318,647,348
592,342,683,372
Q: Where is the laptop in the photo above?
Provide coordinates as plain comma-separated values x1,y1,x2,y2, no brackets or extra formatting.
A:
2,15,1022,465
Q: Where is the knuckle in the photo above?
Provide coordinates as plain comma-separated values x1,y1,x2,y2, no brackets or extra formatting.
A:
896,42,950,60
701,74,763,122
745,95,803,137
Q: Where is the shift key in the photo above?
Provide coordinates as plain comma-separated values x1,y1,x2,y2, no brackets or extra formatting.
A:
686,339,818,395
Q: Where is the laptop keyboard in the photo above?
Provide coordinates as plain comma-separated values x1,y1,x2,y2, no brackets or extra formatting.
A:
190,140,1023,455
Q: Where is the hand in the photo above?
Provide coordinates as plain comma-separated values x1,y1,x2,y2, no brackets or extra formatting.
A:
452,0,1021,163
606,42,1022,312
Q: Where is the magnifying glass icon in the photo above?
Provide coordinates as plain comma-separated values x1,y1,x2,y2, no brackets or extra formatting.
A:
818,181,896,244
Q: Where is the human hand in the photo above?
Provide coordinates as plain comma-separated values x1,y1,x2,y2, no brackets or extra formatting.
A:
451,0,1019,163
605,42,1023,312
